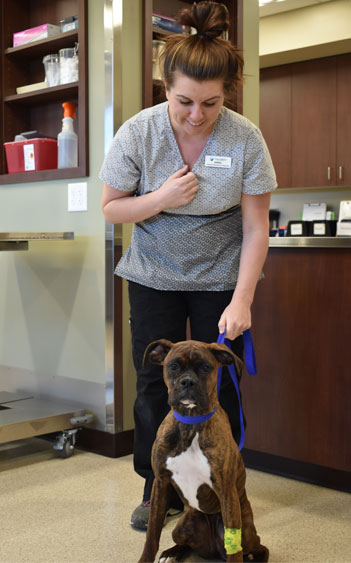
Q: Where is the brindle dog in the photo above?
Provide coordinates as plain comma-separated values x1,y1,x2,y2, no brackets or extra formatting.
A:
138,339,269,563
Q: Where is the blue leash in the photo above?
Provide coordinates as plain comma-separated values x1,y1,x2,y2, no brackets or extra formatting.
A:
217,330,257,450
172,330,257,451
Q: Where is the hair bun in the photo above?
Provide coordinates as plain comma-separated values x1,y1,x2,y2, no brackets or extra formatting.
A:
176,1,229,40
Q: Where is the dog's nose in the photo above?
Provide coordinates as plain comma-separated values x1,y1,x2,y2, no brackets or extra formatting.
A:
180,376,195,389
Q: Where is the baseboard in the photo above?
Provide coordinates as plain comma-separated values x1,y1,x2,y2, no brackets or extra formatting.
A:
76,427,134,458
242,448,351,493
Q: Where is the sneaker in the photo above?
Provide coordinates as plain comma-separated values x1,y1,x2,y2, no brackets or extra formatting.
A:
130,501,183,531
130,500,151,531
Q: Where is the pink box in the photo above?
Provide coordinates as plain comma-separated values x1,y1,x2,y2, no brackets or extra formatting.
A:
13,24,60,47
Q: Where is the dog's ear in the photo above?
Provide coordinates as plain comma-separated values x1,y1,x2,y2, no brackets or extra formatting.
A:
143,339,174,367
208,343,244,373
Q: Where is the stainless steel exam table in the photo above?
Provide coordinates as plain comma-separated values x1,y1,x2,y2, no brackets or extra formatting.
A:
0,233,93,456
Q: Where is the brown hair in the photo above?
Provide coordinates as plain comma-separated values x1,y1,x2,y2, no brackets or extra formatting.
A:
161,1,243,98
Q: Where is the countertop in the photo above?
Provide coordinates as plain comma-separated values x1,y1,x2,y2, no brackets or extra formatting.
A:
269,236,351,248
113,235,351,249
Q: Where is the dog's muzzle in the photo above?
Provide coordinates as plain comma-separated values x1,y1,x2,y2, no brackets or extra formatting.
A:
170,372,208,411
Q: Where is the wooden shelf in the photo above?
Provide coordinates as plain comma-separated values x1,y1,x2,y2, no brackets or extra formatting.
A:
0,0,88,181
4,83,78,105
0,166,85,185
4,30,78,59
152,25,171,36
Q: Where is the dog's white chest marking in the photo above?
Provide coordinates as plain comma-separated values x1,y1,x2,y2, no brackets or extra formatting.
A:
166,433,212,511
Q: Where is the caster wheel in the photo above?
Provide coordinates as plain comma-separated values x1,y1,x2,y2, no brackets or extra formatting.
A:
53,429,78,458
60,439,74,458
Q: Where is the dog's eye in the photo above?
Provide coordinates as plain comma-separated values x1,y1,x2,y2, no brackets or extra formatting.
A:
201,363,211,373
168,363,179,373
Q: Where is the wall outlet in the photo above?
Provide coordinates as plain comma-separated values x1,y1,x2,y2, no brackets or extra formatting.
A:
68,182,88,212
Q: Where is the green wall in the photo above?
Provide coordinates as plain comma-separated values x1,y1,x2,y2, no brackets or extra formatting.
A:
0,1,107,422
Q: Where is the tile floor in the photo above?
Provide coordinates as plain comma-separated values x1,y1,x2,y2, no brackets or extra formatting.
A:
0,438,350,563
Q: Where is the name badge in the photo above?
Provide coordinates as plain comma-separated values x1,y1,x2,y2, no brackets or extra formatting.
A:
205,155,232,168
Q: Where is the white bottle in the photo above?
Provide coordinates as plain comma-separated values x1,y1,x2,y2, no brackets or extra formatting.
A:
58,116,78,168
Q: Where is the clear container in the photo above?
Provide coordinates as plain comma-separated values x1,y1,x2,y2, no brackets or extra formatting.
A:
58,118,78,168
59,47,79,84
43,54,60,87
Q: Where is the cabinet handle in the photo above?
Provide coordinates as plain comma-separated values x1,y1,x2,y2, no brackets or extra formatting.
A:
339,166,343,180
327,166,331,180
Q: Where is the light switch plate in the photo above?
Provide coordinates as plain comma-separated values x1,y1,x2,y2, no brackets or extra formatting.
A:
68,182,88,212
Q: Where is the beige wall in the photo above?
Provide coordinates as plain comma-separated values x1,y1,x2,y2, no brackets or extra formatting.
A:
0,0,144,432
0,0,108,424
260,0,351,67
119,0,142,430
242,0,260,126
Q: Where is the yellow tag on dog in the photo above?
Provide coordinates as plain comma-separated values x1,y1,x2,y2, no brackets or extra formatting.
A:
224,527,242,555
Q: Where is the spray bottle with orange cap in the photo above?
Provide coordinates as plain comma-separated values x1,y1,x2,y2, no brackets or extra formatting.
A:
58,101,78,168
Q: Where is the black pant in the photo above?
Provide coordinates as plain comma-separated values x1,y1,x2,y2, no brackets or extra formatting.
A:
128,281,245,504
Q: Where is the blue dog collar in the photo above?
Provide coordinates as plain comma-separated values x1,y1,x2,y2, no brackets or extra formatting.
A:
173,405,217,425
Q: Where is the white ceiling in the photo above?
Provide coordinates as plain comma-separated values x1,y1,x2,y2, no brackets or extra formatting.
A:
259,0,334,17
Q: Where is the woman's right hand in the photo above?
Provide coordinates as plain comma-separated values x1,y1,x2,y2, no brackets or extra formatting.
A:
101,165,199,224
157,165,199,210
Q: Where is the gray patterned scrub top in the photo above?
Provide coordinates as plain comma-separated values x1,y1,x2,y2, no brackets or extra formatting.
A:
99,101,277,291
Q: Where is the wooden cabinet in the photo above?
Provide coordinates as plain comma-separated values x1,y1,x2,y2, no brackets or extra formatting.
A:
260,65,291,189
291,57,337,188
336,54,351,186
260,54,351,189
241,247,351,482
0,0,88,184
142,0,243,111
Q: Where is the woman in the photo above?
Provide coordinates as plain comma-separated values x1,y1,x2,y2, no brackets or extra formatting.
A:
100,1,277,531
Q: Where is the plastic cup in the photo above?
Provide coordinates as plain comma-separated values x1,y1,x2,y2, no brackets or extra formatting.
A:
43,54,60,87
59,48,79,84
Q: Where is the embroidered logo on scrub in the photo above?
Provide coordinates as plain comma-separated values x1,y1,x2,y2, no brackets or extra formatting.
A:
224,527,242,555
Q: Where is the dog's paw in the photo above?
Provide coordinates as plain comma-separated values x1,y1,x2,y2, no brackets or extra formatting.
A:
159,544,191,562
244,545,269,563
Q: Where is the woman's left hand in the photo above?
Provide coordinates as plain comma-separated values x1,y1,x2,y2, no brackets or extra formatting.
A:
218,299,251,340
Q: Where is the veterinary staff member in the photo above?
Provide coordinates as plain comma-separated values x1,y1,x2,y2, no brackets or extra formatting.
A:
100,0,277,531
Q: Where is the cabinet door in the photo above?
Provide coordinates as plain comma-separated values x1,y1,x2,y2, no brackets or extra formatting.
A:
242,248,351,472
336,53,351,186
260,65,291,188
291,57,337,188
